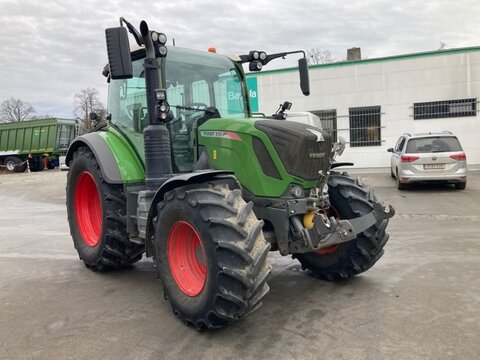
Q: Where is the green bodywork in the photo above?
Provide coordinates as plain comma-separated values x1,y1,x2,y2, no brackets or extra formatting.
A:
97,126,145,183
198,118,317,197
100,116,317,196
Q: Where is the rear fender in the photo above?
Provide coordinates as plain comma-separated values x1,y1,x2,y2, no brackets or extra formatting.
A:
65,132,144,184
145,170,236,256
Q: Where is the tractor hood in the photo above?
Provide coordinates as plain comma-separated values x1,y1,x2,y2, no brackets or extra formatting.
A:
198,117,332,197
254,120,332,181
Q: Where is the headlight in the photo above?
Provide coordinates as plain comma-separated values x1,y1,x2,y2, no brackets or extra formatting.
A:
322,183,329,194
290,185,304,198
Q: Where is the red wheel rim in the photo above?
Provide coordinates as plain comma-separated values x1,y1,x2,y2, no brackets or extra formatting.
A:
314,207,340,255
74,171,102,247
315,244,339,255
168,221,207,297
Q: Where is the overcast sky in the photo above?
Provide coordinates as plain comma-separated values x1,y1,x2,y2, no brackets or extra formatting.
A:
0,0,479,118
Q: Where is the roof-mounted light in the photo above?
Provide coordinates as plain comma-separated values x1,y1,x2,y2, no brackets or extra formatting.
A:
155,89,166,101
151,31,167,45
249,60,263,71
158,45,168,57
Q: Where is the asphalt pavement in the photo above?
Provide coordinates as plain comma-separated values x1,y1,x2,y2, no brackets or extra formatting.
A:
0,169,479,360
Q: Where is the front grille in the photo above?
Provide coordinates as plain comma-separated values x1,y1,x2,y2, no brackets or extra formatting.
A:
255,120,332,180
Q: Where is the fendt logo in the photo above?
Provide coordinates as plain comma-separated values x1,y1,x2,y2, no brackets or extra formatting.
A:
309,152,325,159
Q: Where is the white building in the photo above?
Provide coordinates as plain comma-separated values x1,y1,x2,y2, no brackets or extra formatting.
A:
246,47,480,168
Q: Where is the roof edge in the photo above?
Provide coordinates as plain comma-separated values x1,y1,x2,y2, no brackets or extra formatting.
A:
246,46,480,77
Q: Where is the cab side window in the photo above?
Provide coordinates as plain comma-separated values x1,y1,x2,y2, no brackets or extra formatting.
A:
108,60,147,133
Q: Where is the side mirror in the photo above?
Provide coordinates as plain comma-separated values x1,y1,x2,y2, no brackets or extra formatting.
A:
105,27,133,79
281,101,292,111
298,57,310,96
387,147,394,153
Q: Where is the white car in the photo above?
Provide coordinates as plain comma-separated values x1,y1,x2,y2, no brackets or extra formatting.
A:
388,132,467,190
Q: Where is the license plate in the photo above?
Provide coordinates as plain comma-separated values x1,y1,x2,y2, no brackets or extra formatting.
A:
424,164,445,170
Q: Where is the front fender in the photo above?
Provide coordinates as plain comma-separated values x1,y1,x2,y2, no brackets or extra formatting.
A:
144,170,236,256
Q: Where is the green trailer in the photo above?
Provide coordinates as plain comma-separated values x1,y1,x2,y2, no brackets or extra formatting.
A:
0,118,76,172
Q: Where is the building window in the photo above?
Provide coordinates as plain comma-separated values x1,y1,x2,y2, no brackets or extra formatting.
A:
349,106,381,147
312,109,337,142
413,98,477,120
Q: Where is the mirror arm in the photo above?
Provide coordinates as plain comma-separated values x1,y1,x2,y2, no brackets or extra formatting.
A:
120,17,143,46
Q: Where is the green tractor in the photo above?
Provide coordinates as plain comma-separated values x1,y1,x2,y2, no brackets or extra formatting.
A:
66,18,394,330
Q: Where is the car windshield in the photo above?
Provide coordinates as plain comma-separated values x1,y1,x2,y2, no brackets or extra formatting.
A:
406,136,462,153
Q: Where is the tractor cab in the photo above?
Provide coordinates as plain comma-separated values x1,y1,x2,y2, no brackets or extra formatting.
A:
107,46,250,172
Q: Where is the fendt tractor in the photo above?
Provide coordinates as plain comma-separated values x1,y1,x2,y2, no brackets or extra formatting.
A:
66,18,394,330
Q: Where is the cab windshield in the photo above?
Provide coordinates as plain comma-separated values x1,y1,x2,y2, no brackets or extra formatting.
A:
165,47,248,118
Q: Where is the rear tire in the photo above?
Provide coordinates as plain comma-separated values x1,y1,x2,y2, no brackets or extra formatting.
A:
154,182,271,329
4,156,26,173
455,181,466,190
66,146,144,271
294,173,390,281
29,156,44,172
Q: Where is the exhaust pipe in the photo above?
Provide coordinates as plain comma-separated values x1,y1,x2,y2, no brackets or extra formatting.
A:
140,20,172,190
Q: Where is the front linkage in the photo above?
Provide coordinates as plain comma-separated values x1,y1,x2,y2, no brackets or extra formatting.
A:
252,175,394,256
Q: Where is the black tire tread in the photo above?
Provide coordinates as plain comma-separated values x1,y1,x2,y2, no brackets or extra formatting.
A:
67,147,144,271
295,172,390,281
156,182,271,330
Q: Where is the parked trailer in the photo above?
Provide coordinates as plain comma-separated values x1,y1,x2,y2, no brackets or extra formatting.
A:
0,118,76,173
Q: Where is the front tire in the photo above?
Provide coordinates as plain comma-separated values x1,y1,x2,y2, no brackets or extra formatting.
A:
66,146,144,271
294,173,390,280
154,182,271,329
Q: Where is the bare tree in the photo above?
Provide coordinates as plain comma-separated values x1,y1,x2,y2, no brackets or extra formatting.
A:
31,114,53,120
438,42,447,50
73,88,105,134
0,97,35,122
307,48,335,65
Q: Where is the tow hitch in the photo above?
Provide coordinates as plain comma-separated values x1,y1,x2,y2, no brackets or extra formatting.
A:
289,202,395,253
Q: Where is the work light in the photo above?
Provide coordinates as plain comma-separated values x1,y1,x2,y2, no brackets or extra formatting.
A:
155,89,166,101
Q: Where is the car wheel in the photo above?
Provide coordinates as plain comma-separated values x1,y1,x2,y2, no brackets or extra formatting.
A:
455,182,466,190
396,170,407,190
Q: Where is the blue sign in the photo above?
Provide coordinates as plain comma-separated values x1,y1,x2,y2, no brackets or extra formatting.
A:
246,77,259,112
